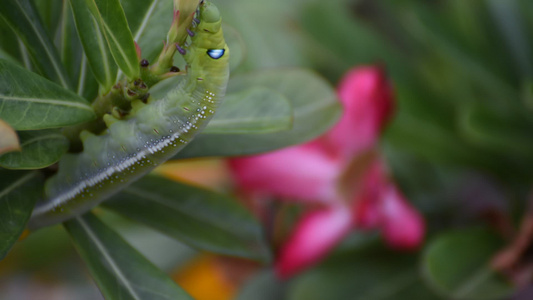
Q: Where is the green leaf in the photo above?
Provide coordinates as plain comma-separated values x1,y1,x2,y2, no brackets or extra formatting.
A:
0,18,23,64
85,0,140,80
487,0,533,77
126,0,171,63
99,211,198,272
0,0,71,89
215,1,306,72
0,59,95,130
69,0,118,92
33,0,63,39
204,87,292,134
237,270,286,300
102,175,271,262
58,1,83,80
0,170,43,260
223,23,247,72
459,104,533,159
0,130,69,169
64,212,193,300
76,56,100,101
289,240,441,300
120,0,156,35
0,119,20,155
176,68,341,158
423,228,514,300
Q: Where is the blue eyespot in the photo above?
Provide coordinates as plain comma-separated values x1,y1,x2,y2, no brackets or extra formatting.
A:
207,49,225,59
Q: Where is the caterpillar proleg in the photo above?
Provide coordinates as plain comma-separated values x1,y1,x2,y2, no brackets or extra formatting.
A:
29,1,229,228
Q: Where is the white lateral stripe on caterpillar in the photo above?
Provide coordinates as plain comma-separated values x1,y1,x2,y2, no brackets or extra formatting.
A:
32,130,186,215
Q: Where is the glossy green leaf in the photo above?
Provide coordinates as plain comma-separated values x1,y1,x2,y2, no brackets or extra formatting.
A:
289,241,441,300
0,0,71,89
84,0,140,80
102,175,271,262
0,119,20,155
0,59,95,130
64,212,193,300
69,0,118,92
423,228,514,300
204,87,292,134
0,170,43,260
176,68,341,158
0,130,69,169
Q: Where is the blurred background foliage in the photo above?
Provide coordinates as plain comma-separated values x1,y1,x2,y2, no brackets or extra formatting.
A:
2,0,533,299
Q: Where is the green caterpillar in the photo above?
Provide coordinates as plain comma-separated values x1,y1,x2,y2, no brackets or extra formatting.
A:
29,1,229,229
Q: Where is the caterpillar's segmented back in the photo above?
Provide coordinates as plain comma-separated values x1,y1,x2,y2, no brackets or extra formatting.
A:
29,1,229,228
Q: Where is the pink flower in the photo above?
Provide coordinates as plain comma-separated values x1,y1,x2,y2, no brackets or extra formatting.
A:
229,144,341,204
228,66,424,279
321,66,394,159
275,206,352,278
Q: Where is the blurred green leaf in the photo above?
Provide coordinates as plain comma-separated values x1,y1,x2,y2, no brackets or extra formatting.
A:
176,68,341,158
0,130,69,169
2,224,73,270
289,241,440,300
423,228,514,300
299,0,405,81
0,48,19,66
216,0,306,72
459,103,533,159
0,0,71,89
0,119,20,155
223,23,247,72
237,270,286,300
99,210,198,272
400,2,518,103
204,87,292,134
103,175,271,262
0,59,95,130
0,170,43,260
69,0,118,92
0,18,23,64
84,0,140,80
487,0,533,77
64,212,193,300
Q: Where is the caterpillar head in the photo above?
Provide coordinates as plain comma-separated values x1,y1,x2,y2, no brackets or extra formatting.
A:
189,1,229,65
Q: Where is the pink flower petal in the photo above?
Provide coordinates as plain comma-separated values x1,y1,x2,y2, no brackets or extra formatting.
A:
380,185,425,250
322,66,394,159
275,206,352,279
228,145,341,203
352,159,387,228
